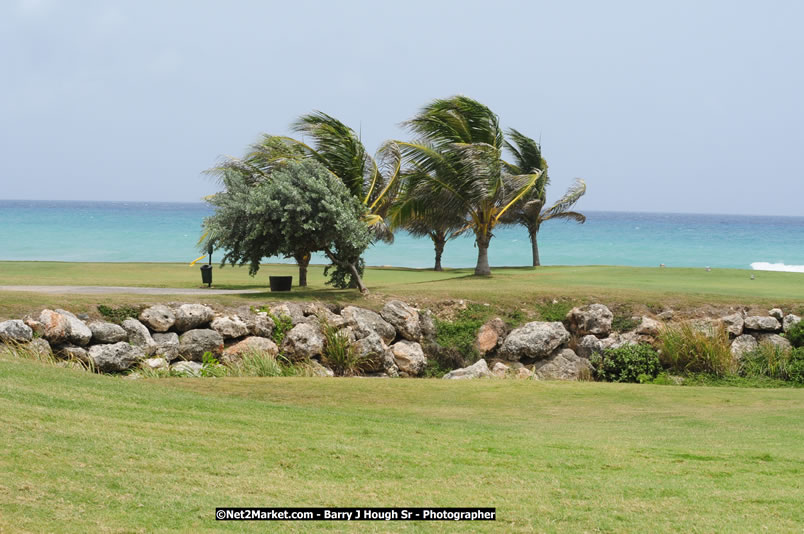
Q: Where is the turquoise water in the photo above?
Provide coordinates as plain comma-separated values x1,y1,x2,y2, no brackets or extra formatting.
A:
1,200,803,271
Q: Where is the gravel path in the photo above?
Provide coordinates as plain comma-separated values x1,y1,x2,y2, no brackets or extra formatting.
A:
0,285,265,295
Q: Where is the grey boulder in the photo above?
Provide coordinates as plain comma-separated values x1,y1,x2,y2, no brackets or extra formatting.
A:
783,314,801,333
139,305,176,332
0,320,33,343
744,316,781,332
533,348,592,380
211,315,249,339
88,321,127,344
389,340,426,377
730,334,758,359
443,359,492,380
39,309,91,346
152,332,181,361
221,336,278,364
720,313,744,337
281,323,325,360
171,360,203,376
122,318,157,355
566,304,613,336
178,329,224,361
498,321,570,361
341,306,396,344
88,342,145,372
172,304,215,332
380,300,422,341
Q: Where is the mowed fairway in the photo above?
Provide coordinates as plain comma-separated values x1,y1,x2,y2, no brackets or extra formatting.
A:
0,261,802,319
1,355,803,533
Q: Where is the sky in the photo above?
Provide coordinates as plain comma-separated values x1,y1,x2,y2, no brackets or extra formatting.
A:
1,0,802,216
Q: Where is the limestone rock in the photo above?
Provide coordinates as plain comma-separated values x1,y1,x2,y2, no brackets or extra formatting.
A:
122,318,157,355
566,304,613,336
380,300,422,341
170,360,203,376
768,308,784,321
533,348,592,380
635,317,662,337
443,359,492,380
303,303,346,328
211,315,249,339
657,310,674,321
389,340,427,377
57,345,89,363
139,305,175,332
247,313,275,338
23,316,45,337
498,321,570,361
281,323,325,360
475,318,506,355
88,321,127,344
490,361,509,378
221,336,278,364
419,309,437,342
577,334,603,359
88,342,145,372
172,304,214,332
269,302,305,325
309,360,335,377
0,320,33,344
178,329,224,361
340,306,396,344
730,334,758,359
24,338,52,357
720,313,744,337
152,332,180,361
353,332,389,373
757,334,792,351
39,309,91,346
143,357,168,370
783,314,801,333
744,316,781,332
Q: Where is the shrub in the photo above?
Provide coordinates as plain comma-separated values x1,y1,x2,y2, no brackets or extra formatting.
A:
740,344,804,384
590,343,661,383
785,321,804,348
434,304,488,360
658,322,734,376
320,321,366,376
267,312,294,345
97,304,143,324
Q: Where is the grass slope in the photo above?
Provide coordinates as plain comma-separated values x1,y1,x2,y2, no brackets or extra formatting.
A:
1,355,802,533
1,261,802,320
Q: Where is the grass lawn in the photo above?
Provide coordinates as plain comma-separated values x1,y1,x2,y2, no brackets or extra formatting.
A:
1,354,802,532
0,261,802,320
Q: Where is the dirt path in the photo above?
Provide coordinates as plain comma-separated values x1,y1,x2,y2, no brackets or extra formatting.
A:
0,285,265,295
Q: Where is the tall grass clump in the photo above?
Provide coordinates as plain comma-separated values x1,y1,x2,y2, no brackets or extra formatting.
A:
658,322,734,376
0,340,94,372
740,344,804,384
320,321,367,376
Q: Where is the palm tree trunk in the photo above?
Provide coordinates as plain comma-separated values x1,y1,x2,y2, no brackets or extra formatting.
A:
431,231,446,271
474,233,491,276
529,228,541,267
294,252,310,287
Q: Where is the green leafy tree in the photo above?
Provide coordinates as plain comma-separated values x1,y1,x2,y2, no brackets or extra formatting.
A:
502,128,586,266
202,160,372,293
393,96,542,275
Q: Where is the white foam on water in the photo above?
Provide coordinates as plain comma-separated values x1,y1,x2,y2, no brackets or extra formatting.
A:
750,262,804,273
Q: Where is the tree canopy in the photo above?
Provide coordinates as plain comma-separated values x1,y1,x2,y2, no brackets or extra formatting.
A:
201,160,372,292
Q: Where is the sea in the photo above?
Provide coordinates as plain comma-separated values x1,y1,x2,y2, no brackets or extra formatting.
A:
0,200,802,272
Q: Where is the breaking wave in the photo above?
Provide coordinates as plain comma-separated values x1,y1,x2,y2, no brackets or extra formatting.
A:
750,262,804,273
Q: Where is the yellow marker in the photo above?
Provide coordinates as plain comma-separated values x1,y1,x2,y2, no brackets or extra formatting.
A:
189,255,207,267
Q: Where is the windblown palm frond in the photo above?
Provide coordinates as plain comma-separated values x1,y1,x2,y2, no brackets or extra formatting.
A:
541,179,587,222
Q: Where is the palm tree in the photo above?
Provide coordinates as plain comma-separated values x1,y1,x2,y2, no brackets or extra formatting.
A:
393,96,542,275
502,128,586,266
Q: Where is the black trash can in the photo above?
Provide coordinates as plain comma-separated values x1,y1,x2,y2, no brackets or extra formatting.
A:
200,265,213,287
269,275,292,292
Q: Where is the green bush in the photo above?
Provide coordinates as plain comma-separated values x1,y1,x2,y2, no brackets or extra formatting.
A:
434,304,488,361
267,312,294,345
590,343,661,383
658,322,734,376
785,321,804,348
97,304,143,324
740,344,804,384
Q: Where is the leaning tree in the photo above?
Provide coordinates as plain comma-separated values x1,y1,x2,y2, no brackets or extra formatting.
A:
393,96,543,275
502,128,586,266
201,160,372,293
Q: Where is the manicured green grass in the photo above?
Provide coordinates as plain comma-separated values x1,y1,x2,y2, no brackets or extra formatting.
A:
1,354,802,532
1,261,802,320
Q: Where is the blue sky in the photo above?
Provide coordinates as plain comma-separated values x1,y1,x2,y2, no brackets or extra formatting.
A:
1,0,802,216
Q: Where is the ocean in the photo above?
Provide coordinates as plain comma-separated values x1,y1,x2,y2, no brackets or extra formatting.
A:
0,200,802,272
